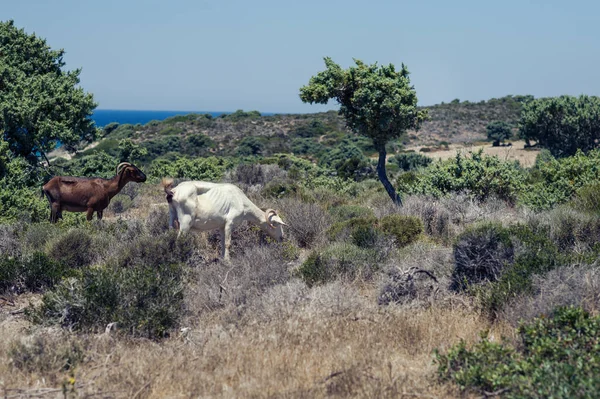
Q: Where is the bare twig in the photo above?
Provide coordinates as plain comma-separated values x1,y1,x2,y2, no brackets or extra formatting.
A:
482,387,510,398
132,381,151,399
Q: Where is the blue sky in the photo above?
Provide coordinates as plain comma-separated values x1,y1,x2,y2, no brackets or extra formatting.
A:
5,0,600,113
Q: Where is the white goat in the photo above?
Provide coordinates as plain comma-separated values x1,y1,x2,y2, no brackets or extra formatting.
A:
162,179,287,260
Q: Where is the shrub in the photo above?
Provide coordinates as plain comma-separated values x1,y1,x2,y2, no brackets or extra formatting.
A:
33,261,185,339
48,228,94,269
277,198,330,248
328,205,375,222
149,156,231,181
289,120,328,138
296,243,379,286
378,266,440,306
472,225,561,319
0,252,66,294
0,224,21,258
501,265,600,326
451,223,514,291
379,215,423,247
234,163,265,186
389,152,432,171
406,150,524,203
32,232,193,338
436,307,600,399
572,182,600,214
9,334,84,374
236,136,264,156
486,121,512,146
327,216,378,243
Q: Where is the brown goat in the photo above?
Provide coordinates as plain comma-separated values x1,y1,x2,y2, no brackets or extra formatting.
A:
42,162,147,222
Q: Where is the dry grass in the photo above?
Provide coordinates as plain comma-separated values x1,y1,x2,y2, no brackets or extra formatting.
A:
405,140,540,167
0,285,505,398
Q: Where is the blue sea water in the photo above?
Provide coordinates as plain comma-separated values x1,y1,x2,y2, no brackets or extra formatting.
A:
92,109,229,127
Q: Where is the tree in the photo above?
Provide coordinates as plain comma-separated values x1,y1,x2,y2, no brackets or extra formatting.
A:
0,20,97,162
236,136,264,156
519,95,600,158
299,58,427,204
486,121,512,146
118,139,147,163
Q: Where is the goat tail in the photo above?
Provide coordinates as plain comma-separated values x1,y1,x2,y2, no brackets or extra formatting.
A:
161,178,175,203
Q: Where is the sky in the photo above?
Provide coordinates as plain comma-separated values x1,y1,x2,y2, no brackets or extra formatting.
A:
4,0,600,113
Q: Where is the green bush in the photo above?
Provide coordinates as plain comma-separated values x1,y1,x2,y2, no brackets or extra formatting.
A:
521,149,600,210
296,243,378,286
289,120,328,138
236,136,265,156
0,252,67,294
571,183,600,214
148,156,231,181
455,224,562,318
31,232,193,339
48,228,94,269
405,150,524,203
379,215,423,247
486,121,512,146
328,205,375,222
436,307,600,398
33,261,184,339
389,152,432,171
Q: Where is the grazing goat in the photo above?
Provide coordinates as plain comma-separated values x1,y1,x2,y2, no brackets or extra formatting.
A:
162,178,287,261
42,162,147,222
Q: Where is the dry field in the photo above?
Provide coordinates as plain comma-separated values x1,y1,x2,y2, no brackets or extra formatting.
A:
0,287,510,398
408,140,540,167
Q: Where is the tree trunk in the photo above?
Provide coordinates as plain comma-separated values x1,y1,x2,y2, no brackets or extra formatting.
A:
376,146,402,206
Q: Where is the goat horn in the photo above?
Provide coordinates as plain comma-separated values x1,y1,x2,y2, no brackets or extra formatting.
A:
116,162,132,175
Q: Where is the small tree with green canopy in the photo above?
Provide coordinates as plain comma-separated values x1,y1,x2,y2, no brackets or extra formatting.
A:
519,95,600,158
486,121,512,146
299,57,427,204
0,20,97,162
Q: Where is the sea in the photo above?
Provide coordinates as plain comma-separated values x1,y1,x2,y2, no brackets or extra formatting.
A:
92,109,231,127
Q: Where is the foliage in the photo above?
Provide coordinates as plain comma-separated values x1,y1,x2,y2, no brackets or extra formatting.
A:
236,136,264,156
521,149,600,211
378,214,423,247
451,223,514,291
220,109,261,121
148,156,231,181
486,121,512,146
0,252,67,294
300,57,428,203
436,307,600,398
32,232,193,339
289,120,328,138
296,243,380,286
453,223,562,318
0,138,48,222
0,20,97,160
519,95,600,157
319,140,371,180
48,228,94,269
291,138,325,157
118,139,147,163
389,152,432,171
404,150,524,203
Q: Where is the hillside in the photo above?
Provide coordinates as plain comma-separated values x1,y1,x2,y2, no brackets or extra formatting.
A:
50,95,528,164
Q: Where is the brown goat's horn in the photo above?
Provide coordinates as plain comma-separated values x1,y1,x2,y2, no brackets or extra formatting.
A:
116,162,132,175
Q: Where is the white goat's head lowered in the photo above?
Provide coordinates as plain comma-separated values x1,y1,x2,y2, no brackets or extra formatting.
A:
264,209,287,241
